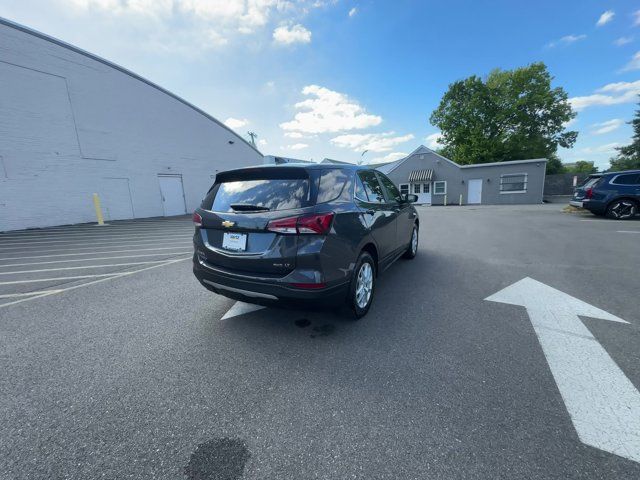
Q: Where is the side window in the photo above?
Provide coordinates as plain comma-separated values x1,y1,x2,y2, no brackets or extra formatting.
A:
358,171,386,203
317,168,350,203
354,174,369,201
612,173,640,185
376,172,403,203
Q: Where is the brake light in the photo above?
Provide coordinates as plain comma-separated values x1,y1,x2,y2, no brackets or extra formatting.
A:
585,187,593,199
267,212,334,235
266,216,298,234
297,213,334,234
193,212,202,227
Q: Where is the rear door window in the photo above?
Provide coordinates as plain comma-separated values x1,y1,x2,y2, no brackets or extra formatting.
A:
208,178,311,212
358,171,386,203
612,174,640,185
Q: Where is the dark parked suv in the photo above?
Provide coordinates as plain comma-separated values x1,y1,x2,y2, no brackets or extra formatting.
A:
192,164,419,318
578,170,640,220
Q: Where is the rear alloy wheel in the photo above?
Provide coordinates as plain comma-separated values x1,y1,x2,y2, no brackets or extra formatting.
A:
348,252,375,319
403,225,418,259
606,199,638,220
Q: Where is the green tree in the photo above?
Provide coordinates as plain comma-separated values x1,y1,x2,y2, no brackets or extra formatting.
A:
609,102,640,171
565,160,597,174
430,63,577,169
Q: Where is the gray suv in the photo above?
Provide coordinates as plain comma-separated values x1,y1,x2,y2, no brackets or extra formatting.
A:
192,164,419,318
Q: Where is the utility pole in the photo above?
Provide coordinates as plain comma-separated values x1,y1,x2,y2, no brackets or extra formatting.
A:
247,131,258,148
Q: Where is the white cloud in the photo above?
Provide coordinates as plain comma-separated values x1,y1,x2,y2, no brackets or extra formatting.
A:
63,0,323,52
620,51,640,71
634,10,640,26
280,85,382,134
591,119,624,135
284,143,309,150
224,117,249,129
596,10,614,27
569,80,640,110
580,143,620,155
614,36,633,46
348,7,357,17
425,132,443,149
547,34,587,48
284,131,307,138
273,24,312,44
258,138,268,146
330,132,414,152
369,152,407,164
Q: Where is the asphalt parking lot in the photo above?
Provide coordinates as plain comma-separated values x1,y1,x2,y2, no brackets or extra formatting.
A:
1,205,639,480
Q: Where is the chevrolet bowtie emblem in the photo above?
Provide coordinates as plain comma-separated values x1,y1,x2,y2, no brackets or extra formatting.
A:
221,220,235,228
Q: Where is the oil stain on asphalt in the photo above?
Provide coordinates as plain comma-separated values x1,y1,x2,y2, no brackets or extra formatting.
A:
294,318,311,328
184,438,250,480
293,318,335,338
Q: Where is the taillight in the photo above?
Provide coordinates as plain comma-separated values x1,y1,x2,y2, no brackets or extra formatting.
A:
193,212,202,227
297,213,334,234
267,212,334,235
585,187,593,199
266,216,298,234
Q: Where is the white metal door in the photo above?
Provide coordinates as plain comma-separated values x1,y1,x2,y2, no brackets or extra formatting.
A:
158,175,186,216
467,179,483,204
413,182,431,204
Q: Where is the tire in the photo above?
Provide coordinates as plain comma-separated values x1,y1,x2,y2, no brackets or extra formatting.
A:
347,252,376,319
403,224,418,259
606,199,638,220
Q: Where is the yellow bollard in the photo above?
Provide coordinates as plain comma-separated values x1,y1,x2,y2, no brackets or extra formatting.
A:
92,193,105,226
459,194,463,206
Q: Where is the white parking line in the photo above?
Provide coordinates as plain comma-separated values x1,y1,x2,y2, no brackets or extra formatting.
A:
0,233,191,247
617,230,640,234
0,246,193,261
0,290,63,299
0,273,123,285
0,257,189,309
0,251,191,268
0,240,192,254
0,221,190,234
0,227,192,240
0,260,172,275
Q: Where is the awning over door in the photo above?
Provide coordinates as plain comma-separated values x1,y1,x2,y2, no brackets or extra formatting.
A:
408,169,433,182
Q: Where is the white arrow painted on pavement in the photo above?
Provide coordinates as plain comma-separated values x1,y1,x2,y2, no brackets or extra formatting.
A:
486,277,640,464
221,301,266,320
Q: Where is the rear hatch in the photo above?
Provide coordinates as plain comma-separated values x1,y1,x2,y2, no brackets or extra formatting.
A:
574,175,602,200
197,166,318,277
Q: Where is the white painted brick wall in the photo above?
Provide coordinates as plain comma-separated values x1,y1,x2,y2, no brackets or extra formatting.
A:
0,21,263,232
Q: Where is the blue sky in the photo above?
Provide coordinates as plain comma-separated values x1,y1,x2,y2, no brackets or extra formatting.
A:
1,0,640,169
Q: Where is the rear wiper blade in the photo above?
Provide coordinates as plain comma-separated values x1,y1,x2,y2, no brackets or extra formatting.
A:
229,203,270,212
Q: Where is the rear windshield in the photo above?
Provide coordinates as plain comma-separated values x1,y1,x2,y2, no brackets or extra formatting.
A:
580,177,601,189
208,178,311,212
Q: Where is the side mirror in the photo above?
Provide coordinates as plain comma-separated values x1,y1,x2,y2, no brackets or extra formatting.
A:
403,194,418,203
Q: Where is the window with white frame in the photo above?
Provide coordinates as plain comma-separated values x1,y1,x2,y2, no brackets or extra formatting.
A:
413,183,421,194
399,184,409,196
433,181,447,195
500,173,527,193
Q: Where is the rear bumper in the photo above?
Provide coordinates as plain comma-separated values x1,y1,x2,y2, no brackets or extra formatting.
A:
569,200,583,208
581,199,606,215
193,256,349,308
